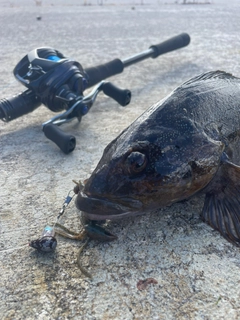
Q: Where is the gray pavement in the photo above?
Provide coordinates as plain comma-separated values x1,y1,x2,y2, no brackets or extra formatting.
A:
1,1,240,319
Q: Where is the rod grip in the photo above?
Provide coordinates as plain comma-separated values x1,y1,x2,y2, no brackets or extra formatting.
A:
0,90,41,122
43,123,76,154
150,33,190,58
84,59,124,88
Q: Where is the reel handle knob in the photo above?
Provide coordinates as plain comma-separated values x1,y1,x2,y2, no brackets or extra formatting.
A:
43,123,76,154
102,82,131,106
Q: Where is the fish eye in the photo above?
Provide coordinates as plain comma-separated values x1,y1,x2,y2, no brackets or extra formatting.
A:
126,151,147,174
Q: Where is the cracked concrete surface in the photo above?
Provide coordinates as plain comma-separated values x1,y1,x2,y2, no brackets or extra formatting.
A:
1,1,240,319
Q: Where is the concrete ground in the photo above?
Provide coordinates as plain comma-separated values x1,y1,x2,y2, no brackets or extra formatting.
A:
1,1,240,319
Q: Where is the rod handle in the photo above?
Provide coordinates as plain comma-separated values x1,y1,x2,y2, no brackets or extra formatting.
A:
84,59,124,88
150,33,190,58
0,90,41,122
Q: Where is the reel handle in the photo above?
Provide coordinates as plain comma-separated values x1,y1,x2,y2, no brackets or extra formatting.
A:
42,81,130,153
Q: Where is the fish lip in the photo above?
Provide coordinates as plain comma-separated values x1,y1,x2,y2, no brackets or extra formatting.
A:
75,191,143,220
81,210,143,221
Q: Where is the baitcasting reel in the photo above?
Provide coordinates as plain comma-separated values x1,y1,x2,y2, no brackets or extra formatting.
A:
0,33,190,154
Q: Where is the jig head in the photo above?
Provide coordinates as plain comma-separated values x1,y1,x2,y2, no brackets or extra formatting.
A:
29,226,57,252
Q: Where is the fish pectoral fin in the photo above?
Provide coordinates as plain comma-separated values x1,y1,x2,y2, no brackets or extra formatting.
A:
201,159,240,246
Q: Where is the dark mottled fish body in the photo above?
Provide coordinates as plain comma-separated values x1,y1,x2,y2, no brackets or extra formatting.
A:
76,71,240,246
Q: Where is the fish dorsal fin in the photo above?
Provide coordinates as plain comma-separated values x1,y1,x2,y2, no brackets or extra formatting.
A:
201,157,240,246
180,70,237,88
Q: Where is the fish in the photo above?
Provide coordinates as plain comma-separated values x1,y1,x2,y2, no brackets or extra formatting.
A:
76,71,240,246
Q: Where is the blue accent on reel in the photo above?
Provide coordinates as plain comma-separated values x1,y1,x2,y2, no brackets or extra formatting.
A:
81,105,89,115
46,55,61,62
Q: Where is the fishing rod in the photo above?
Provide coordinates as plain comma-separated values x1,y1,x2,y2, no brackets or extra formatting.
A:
0,33,190,154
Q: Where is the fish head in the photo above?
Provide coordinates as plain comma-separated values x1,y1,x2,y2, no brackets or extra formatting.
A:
76,113,224,220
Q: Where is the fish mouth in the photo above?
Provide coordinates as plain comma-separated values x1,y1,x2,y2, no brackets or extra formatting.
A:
75,191,143,220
